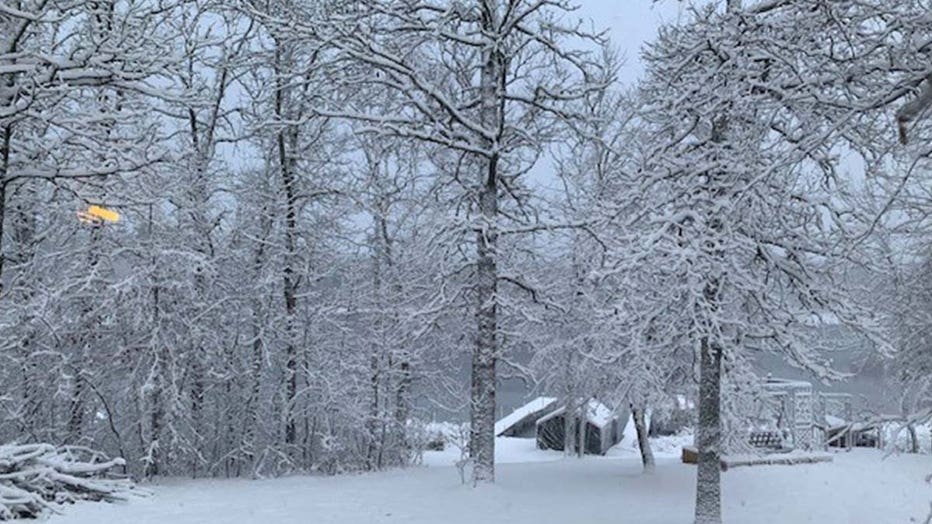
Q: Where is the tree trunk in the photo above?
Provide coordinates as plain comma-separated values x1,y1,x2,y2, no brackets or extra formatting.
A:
694,30,733,515
563,399,575,457
393,356,411,463
367,351,381,470
145,352,164,478
144,206,165,478
246,207,270,476
67,226,101,445
470,165,497,483
245,317,263,468
908,424,919,454
66,352,87,443
562,360,575,457
368,227,386,470
576,398,590,458
577,400,587,458
189,356,204,476
275,44,300,448
0,131,8,295
695,335,723,524
632,404,655,473
470,1,504,486
1,8,22,296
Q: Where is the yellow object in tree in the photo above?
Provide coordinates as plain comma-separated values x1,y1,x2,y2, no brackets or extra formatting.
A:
86,205,119,223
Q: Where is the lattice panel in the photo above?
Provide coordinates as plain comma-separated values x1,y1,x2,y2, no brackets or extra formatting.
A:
794,392,813,450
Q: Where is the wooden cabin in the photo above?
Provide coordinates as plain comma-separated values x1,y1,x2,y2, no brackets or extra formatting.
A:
535,400,624,455
494,397,558,438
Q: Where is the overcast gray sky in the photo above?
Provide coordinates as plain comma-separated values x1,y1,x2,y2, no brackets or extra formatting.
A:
576,1,687,84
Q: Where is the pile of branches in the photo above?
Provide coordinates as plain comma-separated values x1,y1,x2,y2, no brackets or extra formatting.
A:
0,444,137,520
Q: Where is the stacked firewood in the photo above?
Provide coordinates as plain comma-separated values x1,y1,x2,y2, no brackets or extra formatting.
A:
0,444,136,520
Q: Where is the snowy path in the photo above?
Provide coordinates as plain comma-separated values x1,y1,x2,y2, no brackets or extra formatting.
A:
49,449,929,524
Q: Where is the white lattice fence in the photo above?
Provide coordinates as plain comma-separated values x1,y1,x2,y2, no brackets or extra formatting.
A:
762,378,815,451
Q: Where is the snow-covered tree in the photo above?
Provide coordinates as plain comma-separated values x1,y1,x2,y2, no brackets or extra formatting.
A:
619,1,906,521
0,0,178,467
244,0,610,484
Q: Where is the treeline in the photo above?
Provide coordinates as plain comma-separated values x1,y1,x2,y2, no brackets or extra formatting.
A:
2,4,932,523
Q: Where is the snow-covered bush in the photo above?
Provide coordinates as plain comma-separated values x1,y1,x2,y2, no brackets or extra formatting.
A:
0,444,138,520
414,422,470,453
881,422,932,455
649,396,695,437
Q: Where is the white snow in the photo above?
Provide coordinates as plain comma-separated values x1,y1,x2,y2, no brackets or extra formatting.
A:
609,428,694,459
494,397,557,436
45,442,932,524
422,437,565,467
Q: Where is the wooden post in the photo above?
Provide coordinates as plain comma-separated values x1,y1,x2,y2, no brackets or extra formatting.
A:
844,398,853,450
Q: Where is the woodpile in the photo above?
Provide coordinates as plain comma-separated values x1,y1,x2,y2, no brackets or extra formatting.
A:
0,444,137,520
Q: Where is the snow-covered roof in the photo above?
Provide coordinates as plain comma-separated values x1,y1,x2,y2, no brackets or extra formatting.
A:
495,397,557,436
586,400,616,428
763,377,813,392
536,399,617,429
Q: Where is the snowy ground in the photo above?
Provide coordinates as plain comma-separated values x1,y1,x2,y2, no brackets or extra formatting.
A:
47,438,932,524
420,430,693,467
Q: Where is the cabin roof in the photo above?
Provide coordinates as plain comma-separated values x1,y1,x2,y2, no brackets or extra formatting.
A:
763,377,813,392
536,399,617,429
494,397,558,436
